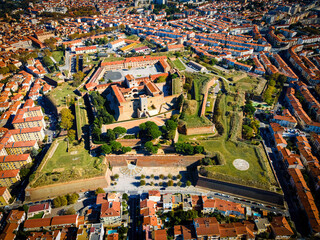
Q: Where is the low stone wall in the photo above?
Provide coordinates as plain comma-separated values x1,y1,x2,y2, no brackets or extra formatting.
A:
25,169,111,201
186,124,215,135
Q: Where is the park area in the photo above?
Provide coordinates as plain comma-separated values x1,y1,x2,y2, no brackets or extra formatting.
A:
30,138,105,188
46,83,76,108
178,70,279,192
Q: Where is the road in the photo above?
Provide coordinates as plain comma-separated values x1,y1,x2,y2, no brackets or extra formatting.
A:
128,195,139,240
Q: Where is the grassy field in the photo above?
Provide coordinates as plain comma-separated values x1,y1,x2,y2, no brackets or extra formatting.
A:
31,139,105,187
172,78,182,95
75,102,82,140
183,115,213,128
52,51,64,63
173,58,186,71
46,83,76,108
75,98,88,140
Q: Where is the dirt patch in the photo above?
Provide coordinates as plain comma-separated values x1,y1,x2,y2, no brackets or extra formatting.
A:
233,159,250,171
52,168,65,172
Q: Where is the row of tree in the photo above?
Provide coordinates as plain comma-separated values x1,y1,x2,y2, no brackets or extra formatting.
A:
175,143,204,155
100,141,131,155
53,193,79,208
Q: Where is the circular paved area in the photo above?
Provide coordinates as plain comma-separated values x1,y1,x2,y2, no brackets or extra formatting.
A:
233,159,249,171
104,71,123,81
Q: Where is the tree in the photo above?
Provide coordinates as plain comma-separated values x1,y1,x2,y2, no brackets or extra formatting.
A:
30,148,39,158
60,108,74,130
168,173,173,179
65,207,76,215
144,141,159,154
101,144,112,154
122,193,129,201
53,195,68,208
177,174,182,180
140,180,146,186
175,143,196,155
243,103,256,116
67,129,76,141
95,187,105,195
194,145,204,154
167,180,174,186
151,174,154,179
139,121,161,140
72,71,84,87
186,181,191,187
43,56,54,67
113,127,126,137
110,141,122,152
67,193,79,204
121,146,131,154
106,129,116,142
44,49,52,57
242,125,254,139
141,174,145,179
160,174,164,179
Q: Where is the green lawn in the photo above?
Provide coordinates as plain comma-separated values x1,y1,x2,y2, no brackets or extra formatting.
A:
183,115,213,128
101,56,125,63
52,51,64,63
46,83,76,108
173,58,186,71
32,139,105,187
126,35,139,41
172,78,182,95
29,212,44,219
75,98,88,140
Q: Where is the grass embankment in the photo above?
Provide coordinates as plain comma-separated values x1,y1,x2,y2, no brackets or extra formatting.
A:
31,139,105,187
173,58,186,71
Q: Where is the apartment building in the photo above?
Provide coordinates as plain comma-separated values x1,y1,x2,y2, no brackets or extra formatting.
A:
9,127,45,142
0,154,32,170
12,106,45,129
0,169,20,187
5,140,39,155
0,187,12,206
